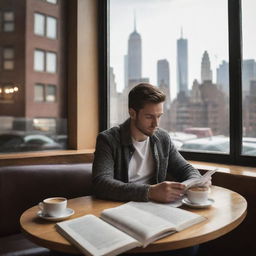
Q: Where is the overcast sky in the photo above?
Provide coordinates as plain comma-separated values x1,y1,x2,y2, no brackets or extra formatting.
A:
110,0,256,99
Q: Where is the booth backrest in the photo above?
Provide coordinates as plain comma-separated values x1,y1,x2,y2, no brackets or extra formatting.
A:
0,163,92,237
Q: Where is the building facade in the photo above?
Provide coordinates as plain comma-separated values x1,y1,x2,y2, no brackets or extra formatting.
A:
0,0,66,133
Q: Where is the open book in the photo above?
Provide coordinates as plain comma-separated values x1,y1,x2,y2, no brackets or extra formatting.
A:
56,201,206,256
182,168,217,189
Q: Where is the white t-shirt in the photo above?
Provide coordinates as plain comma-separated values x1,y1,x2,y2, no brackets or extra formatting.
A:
128,137,154,184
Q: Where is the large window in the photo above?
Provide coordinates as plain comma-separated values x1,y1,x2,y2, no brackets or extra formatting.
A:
108,0,256,165
242,0,256,156
0,0,67,154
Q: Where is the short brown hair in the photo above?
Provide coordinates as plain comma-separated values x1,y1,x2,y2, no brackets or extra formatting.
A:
128,83,166,111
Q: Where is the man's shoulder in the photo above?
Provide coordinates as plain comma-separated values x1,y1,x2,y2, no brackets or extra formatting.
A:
97,125,121,143
154,127,171,141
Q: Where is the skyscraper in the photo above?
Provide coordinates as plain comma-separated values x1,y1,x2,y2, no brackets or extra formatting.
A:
217,60,229,95
157,59,170,105
127,17,142,84
157,59,170,88
201,51,212,83
177,30,188,96
242,59,256,95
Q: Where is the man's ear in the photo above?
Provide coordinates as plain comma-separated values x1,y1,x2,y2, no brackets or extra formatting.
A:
129,108,137,120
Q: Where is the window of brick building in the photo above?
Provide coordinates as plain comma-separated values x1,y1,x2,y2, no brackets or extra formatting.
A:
34,13,45,36
46,52,57,73
3,47,14,70
34,13,57,39
3,11,14,32
34,84,45,102
46,84,57,102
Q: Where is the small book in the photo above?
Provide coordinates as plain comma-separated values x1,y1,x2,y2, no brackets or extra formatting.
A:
56,201,206,256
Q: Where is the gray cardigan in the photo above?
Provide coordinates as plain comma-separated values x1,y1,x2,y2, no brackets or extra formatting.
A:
92,119,201,201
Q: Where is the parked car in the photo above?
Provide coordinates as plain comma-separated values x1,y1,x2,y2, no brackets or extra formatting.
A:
0,134,63,153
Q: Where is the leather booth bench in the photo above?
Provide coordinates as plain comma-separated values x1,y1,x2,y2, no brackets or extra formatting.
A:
0,163,92,256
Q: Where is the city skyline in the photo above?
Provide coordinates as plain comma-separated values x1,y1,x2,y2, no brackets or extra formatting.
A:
110,0,256,99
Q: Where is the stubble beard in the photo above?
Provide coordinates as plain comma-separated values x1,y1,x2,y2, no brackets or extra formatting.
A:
135,119,156,137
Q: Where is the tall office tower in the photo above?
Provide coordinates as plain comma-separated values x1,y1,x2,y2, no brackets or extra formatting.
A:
157,59,170,105
243,80,256,137
127,18,142,84
217,60,229,95
201,51,213,83
242,59,256,95
177,31,188,96
124,55,128,88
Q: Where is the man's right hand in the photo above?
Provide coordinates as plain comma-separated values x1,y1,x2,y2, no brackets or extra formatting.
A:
148,181,186,203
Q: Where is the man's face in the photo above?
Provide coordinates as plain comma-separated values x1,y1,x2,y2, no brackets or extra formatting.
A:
130,102,164,137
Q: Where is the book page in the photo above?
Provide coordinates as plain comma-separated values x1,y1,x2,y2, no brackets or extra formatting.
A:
101,204,176,247
182,168,217,189
56,214,140,256
128,201,206,231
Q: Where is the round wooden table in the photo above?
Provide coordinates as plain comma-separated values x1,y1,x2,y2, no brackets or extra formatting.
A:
20,186,247,254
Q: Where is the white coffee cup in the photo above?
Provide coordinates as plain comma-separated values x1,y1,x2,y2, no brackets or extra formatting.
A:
186,186,209,204
39,197,67,217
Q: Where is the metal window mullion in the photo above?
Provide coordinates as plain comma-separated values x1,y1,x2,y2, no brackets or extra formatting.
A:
228,0,243,163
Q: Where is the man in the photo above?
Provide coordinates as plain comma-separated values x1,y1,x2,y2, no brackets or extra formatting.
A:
93,83,205,256
93,83,203,203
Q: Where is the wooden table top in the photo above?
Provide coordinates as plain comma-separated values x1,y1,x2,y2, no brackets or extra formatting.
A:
20,186,247,254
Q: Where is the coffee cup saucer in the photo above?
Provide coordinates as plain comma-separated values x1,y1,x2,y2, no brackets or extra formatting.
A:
182,197,215,208
37,208,75,221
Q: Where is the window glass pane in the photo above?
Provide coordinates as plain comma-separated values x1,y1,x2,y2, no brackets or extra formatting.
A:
46,85,56,102
34,13,45,36
109,0,230,154
46,52,56,73
242,0,256,156
0,0,67,154
3,48,14,59
34,50,45,71
46,0,57,4
34,84,44,102
3,60,14,70
3,22,14,32
3,11,14,21
46,16,57,39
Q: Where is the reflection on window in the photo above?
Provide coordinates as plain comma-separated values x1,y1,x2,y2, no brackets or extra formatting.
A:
109,0,229,154
0,0,67,154
3,11,14,32
3,47,14,70
242,0,256,156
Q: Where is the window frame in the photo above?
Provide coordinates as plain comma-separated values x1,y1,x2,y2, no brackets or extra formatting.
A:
104,0,256,167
